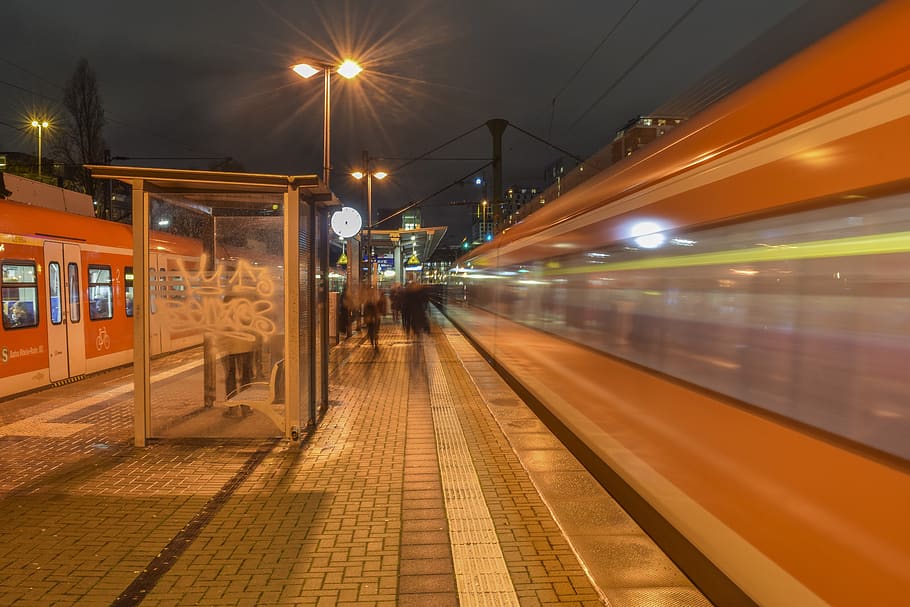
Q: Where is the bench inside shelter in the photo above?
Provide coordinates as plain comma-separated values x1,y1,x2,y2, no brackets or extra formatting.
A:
213,359,285,430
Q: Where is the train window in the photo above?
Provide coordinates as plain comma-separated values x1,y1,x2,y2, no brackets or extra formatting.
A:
68,263,81,323
124,266,134,317
88,265,113,320
48,262,62,325
1,262,39,330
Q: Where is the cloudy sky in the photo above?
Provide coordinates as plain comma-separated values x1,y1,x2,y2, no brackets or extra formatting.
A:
3,0,882,241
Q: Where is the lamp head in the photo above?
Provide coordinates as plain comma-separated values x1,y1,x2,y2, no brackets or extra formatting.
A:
291,63,320,79
337,59,363,79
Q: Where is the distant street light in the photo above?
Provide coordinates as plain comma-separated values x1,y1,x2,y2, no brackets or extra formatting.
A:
29,119,49,178
352,150,388,286
291,59,363,187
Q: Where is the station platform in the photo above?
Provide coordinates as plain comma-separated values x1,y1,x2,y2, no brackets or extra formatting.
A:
0,308,708,607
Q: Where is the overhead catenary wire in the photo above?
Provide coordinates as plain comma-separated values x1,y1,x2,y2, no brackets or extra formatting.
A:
547,0,642,141
390,122,488,174
375,117,590,229
508,122,596,170
373,160,493,229
567,0,706,131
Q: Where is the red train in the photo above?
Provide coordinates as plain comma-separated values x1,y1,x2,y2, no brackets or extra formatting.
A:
0,198,202,400
447,2,910,605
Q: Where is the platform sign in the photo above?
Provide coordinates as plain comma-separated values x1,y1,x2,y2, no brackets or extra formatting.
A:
377,254,394,273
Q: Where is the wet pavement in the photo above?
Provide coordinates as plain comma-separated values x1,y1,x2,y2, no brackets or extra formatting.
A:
0,309,708,606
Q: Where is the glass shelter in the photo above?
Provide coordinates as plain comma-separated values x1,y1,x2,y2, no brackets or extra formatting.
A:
87,166,336,445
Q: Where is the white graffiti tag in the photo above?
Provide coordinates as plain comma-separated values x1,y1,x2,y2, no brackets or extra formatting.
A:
161,255,279,341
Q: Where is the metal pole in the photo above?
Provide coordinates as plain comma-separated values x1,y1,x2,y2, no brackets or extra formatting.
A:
362,149,370,286
486,119,507,232
367,169,373,287
37,125,42,178
323,69,331,188
131,180,150,446
319,207,330,414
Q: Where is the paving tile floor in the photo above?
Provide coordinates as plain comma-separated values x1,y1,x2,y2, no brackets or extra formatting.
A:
0,310,708,606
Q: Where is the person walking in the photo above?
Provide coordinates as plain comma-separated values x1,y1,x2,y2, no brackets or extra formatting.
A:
363,287,386,351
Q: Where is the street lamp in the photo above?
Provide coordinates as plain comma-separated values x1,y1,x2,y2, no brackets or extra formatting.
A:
291,59,363,187
30,119,49,178
352,151,387,286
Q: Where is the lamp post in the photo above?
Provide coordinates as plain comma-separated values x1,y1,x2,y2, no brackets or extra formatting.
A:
291,59,363,188
352,151,387,287
30,120,49,178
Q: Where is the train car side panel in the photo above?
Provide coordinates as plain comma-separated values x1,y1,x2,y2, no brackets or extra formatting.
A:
0,237,50,396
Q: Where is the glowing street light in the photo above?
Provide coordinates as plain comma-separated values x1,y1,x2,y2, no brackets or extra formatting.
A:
291,59,363,187
352,151,388,286
30,119,49,178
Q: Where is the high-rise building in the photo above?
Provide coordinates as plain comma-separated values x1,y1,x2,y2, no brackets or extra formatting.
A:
374,207,422,231
471,201,493,244
401,209,421,231
500,185,540,229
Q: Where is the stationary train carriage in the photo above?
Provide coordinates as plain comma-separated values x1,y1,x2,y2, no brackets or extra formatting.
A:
0,199,203,399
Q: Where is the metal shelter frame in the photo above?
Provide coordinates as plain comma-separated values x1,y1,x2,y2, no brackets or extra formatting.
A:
87,165,337,446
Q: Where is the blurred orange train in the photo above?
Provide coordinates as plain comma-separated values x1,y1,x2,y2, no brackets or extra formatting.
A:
448,2,910,605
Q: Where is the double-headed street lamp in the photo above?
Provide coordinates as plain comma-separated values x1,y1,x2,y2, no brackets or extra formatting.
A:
352,150,387,286
30,119,50,178
291,59,363,188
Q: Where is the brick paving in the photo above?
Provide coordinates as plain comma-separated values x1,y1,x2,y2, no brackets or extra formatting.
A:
0,311,700,606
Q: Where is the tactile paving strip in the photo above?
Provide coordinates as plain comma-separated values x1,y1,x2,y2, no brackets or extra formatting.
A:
425,341,521,607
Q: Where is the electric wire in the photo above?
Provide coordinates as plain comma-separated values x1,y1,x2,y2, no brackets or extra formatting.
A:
390,122,488,174
567,0,706,131
547,0,642,140
508,122,596,169
373,160,493,229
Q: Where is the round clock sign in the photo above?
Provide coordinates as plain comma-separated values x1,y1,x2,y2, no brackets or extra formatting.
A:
330,207,362,238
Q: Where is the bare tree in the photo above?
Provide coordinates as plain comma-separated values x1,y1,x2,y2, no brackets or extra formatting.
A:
57,58,107,208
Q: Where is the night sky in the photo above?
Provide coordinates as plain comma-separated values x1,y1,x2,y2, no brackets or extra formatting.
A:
3,0,883,243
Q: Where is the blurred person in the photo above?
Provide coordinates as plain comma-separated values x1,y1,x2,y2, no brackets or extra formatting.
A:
220,331,255,399
338,284,352,338
343,283,362,336
219,291,257,415
389,282,402,324
363,287,386,351
7,301,34,328
402,280,429,337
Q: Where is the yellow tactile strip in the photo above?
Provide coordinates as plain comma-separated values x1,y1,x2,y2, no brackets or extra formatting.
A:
425,339,521,606
428,322,604,605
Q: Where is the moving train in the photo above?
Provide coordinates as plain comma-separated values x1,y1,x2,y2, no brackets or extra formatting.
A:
445,2,910,605
0,198,202,400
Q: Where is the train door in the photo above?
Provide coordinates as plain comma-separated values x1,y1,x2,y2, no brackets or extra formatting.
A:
43,242,86,380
